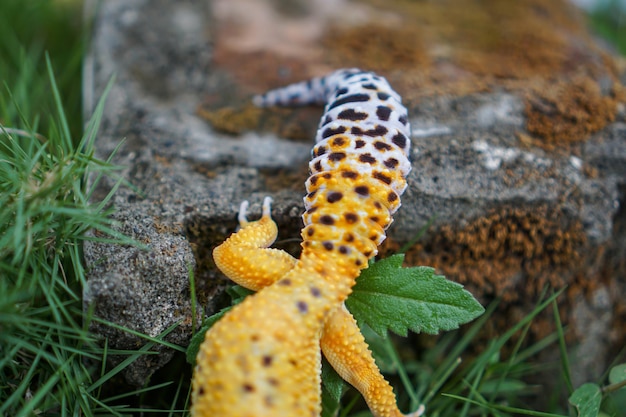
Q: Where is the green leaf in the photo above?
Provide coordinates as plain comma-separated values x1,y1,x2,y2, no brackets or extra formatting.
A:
569,383,601,417
321,358,344,417
186,310,228,365
346,254,485,337
609,363,626,385
228,284,254,301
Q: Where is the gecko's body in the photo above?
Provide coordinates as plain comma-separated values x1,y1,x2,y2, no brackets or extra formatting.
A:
191,69,420,417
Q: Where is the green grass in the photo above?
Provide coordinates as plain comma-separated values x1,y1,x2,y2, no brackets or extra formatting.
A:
0,1,149,415
588,1,626,55
0,50,137,417
0,0,84,139
1,1,625,416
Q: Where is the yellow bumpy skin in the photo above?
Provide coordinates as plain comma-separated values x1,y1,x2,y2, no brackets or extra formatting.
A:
192,69,421,417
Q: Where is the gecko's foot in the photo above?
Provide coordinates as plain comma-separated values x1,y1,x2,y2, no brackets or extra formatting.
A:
238,197,273,227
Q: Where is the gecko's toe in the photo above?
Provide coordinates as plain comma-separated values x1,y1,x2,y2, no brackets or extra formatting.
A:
238,200,250,227
405,404,426,417
262,196,273,219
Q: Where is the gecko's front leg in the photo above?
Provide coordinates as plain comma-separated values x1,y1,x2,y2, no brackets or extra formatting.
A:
213,197,297,291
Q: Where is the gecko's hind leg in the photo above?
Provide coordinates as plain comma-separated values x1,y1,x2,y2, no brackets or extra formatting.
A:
321,304,425,417
213,197,297,291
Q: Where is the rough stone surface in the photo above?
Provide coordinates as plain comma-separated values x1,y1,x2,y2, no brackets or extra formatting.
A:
84,0,626,389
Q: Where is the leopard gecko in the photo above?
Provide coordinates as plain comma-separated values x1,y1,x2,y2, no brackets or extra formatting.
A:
191,68,422,417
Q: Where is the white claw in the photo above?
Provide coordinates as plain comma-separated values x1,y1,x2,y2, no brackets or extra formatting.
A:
238,200,250,226
262,196,273,218
406,404,426,417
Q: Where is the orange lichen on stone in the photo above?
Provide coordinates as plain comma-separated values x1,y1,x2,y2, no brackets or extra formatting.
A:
321,24,429,73
196,102,319,141
196,104,264,136
447,1,581,78
525,76,622,145
356,0,593,80
203,0,624,149
392,206,587,302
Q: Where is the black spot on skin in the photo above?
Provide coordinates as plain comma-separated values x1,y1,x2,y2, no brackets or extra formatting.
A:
309,175,319,186
198,387,205,396
297,301,308,313
327,192,343,203
376,106,392,121
323,241,334,251
313,160,323,172
399,114,408,125
356,259,363,266
374,141,392,151
322,115,333,126
373,171,392,184
344,213,358,223
268,377,279,386
335,87,348,97
332,137,346,147
315,146,327,156
306,206,318,214
388,191,398,203
364,250,373,257
262,355,273,367
355,185,369,196
351,126,364,136
345,70,365,79
384,158,399,169
362,83,378,90
342,171,358,179
392,132,407,149
243,383,255,393
327,93,371,111
369,234,379,241
337,109,369,121
377,92,390,101
278,279,292,286
307,227,315,236
344,233,355,242
355,139,366,148
370,216,379,223
289,359,298,367
323,173,332,179
322,125,347,139
359,154,377,164
328,152,346,162
310,287,321,297
338,245,349,254
307,190,316,199
296,301,309,314
251,334,260,341
320,215,335,225
364,125,388,137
